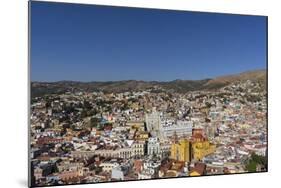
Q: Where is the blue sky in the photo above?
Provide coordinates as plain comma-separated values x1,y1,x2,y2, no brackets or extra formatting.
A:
31,1,267,82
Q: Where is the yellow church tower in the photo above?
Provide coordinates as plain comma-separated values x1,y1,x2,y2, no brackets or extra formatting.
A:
170,132,191,162
192,141,216,160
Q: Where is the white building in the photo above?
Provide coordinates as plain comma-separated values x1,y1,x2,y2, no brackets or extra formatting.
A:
160,120,193,138
132,141,145,157
111,167,124,180
145,108,162,138
100,160,120,172
90,141,145,159
147,137,160,156
138,160,161,179
138,169,154,180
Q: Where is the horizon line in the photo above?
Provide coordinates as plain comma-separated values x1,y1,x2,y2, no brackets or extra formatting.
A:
31,68,266,83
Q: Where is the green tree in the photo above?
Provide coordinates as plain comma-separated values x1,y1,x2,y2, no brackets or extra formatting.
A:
90,117,100,128
245,153,267,172
246,160,257,172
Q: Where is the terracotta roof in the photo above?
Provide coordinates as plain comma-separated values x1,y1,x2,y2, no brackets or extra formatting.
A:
190,163,206,175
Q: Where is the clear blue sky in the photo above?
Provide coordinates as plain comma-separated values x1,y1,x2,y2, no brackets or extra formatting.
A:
31,1,267,82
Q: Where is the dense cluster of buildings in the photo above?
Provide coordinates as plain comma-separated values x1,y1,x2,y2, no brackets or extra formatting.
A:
30,80,267,186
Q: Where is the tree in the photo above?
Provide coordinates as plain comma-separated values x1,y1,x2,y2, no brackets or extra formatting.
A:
245,153,267,172
205,102,212,108
246,160,257,172
90,117,100,128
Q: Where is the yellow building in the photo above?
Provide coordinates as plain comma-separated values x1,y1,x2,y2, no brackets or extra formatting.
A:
192,141,215,160
135,131,149,141
170,139,191,162
126,121,145,131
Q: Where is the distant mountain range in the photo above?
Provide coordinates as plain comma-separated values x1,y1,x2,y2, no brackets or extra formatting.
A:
31,69,266,98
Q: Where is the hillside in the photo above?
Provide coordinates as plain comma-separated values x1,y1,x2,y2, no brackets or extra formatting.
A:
31,69,267,98
204,69,266,89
